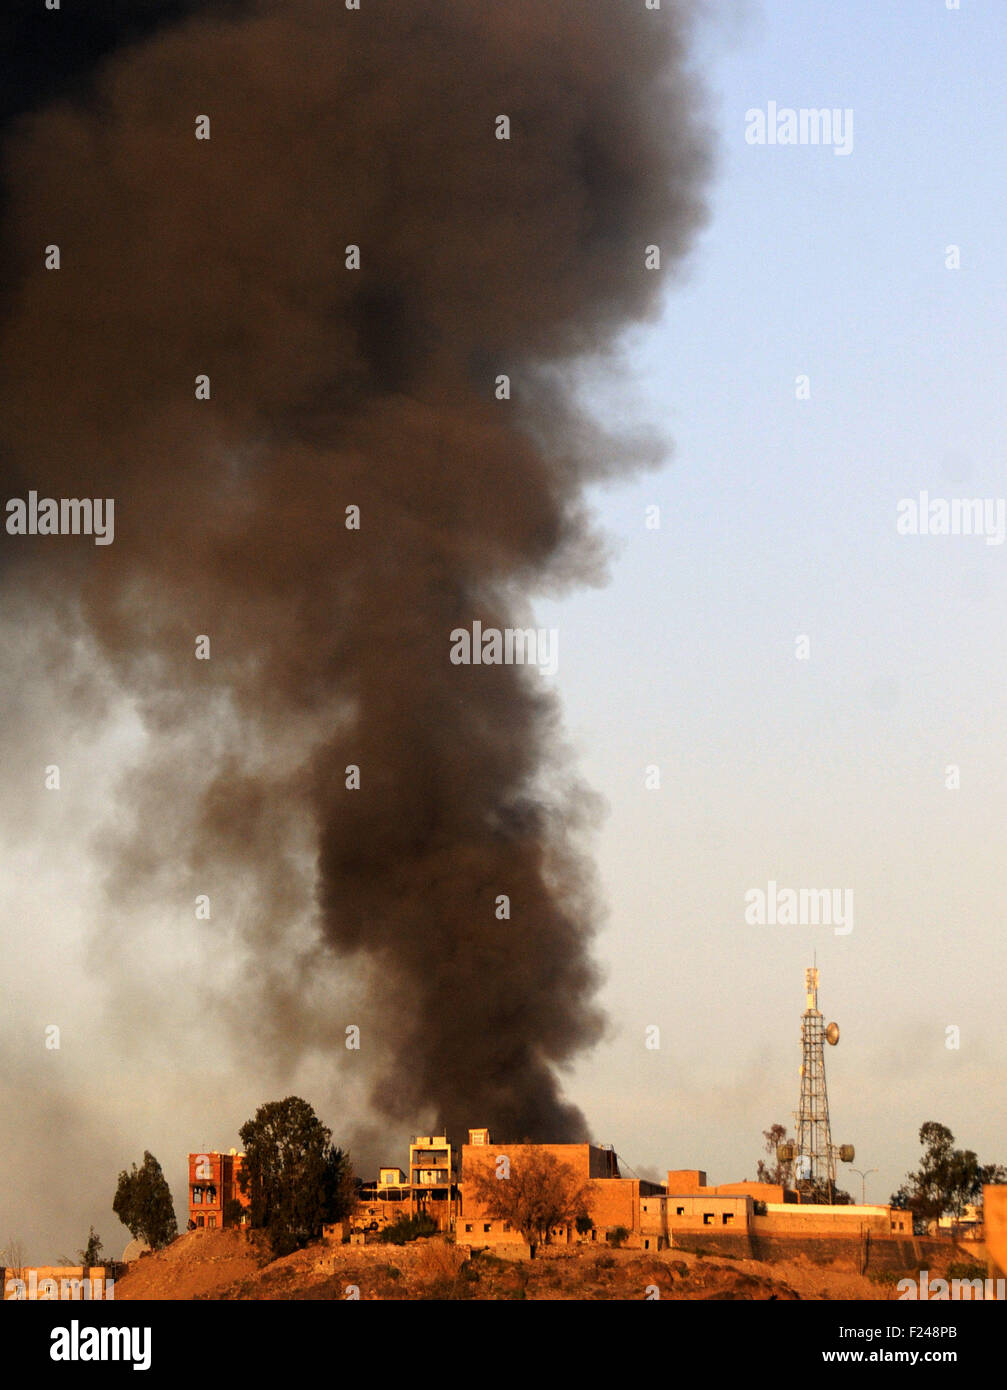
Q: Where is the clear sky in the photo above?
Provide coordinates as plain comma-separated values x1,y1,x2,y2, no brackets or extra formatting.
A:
2,1,1005,1260
544,0,1007,1196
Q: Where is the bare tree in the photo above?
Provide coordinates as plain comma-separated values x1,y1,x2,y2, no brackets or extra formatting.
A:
2,1236,27,1288
467,1147,593,1251
756,1123,794,1187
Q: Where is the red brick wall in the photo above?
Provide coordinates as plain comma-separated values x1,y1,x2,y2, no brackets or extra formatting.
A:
188,1152,250,1228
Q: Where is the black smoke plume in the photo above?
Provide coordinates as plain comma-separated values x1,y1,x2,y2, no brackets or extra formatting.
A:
0,0,709,1143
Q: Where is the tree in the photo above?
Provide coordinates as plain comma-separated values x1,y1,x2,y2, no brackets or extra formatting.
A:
77,1227,104,1268
379,1213,438,1245
756,1123,794,1187
222,1198,246,1228
113,1151,178,1250
894,1122,985,1230
755,1123,852,1203
238,1096,355,1256
1,1236,26,1282
467,1147,593,1251
980,1162,1007,1191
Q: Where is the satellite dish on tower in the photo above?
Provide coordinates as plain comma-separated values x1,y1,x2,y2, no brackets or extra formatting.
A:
825,1022,840,1045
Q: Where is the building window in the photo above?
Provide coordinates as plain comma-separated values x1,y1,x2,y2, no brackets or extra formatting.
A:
208,1216,217,1229
193,1188,202,1204
676,1207,685,1216
723,1213,734,1225
197,1215,204,1228
644,1239,650,1250
483,1224,491,1233
465,1224,472,1233
703,1213,714,1225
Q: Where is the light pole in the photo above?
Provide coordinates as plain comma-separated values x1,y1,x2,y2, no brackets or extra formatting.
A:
851,1167,877,1205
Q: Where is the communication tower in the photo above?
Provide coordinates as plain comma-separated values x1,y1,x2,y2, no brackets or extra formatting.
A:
778,966,854,1201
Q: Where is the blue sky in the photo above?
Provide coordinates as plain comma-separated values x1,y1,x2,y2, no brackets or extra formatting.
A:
541,0,1007,1197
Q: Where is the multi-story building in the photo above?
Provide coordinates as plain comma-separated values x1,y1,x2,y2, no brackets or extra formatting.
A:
408,1135,458,1229
187,1150,251,1230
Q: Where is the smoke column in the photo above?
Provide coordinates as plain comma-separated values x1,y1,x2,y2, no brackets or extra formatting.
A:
0,0,709,1142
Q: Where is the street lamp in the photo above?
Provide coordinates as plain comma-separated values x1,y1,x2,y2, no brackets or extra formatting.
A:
851,1167,877,1205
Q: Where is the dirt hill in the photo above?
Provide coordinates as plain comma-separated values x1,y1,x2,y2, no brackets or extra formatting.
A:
113,1229,912,1300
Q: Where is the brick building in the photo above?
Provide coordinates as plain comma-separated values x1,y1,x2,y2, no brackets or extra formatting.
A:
456,1129,662,1248
340,1123,915,1260
187,1150,251,1230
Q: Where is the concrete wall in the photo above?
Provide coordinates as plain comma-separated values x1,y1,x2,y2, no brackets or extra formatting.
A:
756,1203,893,1236
462,1142,618,1186
667,1169,707,1191
645,1194,752,1239
665,1172,789,1203
715,1181,787,1202
984,1185,1007,1277
670,1230,945,1274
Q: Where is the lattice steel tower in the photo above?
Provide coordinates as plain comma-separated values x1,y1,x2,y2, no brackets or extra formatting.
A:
791,966,853,1199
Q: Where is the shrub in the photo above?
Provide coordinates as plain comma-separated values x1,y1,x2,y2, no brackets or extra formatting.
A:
379,1213,439,1245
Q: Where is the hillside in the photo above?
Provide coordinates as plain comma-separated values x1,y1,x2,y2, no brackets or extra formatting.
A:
113,1229,907,1300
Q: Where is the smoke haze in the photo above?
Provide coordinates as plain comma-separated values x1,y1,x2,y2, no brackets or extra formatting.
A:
0,0,709,1249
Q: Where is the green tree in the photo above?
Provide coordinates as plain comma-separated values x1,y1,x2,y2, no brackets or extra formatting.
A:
222,1198,246,1228
113,1152,178,1250
894,1122,984,1229
379,1213,438,1245
238,1096,354,1256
